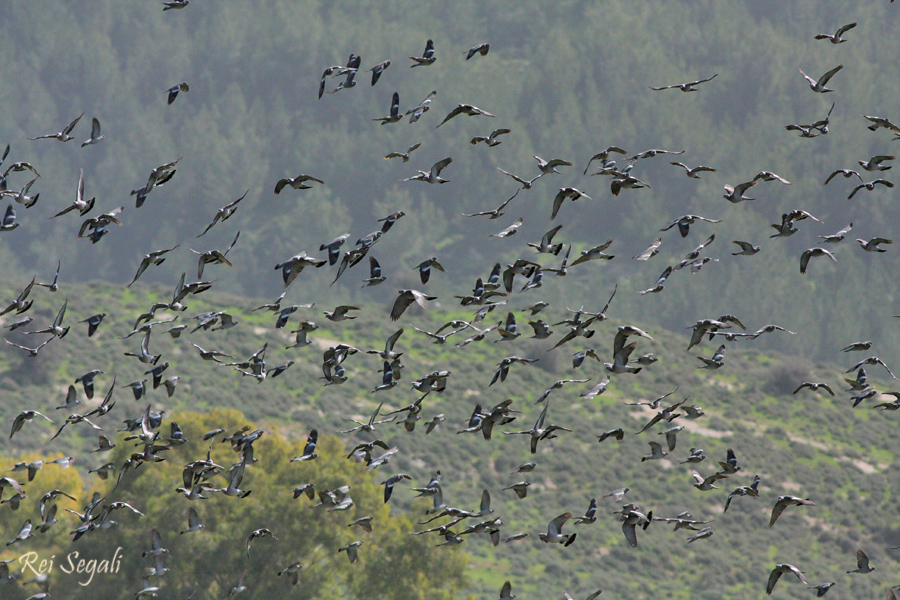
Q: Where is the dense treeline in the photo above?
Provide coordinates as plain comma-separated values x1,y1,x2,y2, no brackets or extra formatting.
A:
1,1,899,363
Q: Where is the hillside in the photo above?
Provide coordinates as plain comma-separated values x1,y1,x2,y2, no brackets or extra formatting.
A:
1,283,899,599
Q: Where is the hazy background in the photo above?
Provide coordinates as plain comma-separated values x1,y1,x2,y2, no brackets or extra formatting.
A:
0,0,898,363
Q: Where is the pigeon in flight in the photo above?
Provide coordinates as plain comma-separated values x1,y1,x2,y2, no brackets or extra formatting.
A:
770,495,816,527
847,549,875,574
670,162,716,178
28,112,83,142
274,174,324,194
406,91,436,123
799,64,843,93
538,512,576,546
466,43,490,60
401,157,453,184
374,92,403,125
197,190,247,237
814,22,856,44
81,117,104,147
52,170,94,217
409,39,436,67
800,247,837,274
368,60,390,85
435,104,496,128
766,563,809,595
650,74,717,91
384,142,421,162
470,128,510,147
167,82,189,104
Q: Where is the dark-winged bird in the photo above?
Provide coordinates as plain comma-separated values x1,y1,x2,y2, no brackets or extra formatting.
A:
767,563,809,595
466,43,490,60
409,39,436,67
650,73,717,91
167,82,189,104
390,289,437,321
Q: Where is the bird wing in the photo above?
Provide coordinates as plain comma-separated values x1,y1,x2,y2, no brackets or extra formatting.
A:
800,250,812,274
766,568,784,595
693,73,718,85
436,106,464,128
764,171,791,184
546,158,573,168
10,413,26,438
798,68,816,86
734,179,759,196
817,64,843,86
547,512,571,536
723,494,735,512
431,157,453,177
579,377,609,399
53,298,68,328
390,292,414,321
274,178,292,194
480,489,491,513
387,92,400,116
411,290,434,309
787,564,808,584
622,522,638,547
151,528,162,550
384,328,404,352
379,364,393,387
368,256,381,277
834,223,853,236
634,238,662,260
469,105,495,117
612,329,629,359
550,190,569,220
655,266,673,286
769,498,788,527
504,311,517,333
535,403,549,430
823,170,844,185
497,168,527,185
63,113,84,135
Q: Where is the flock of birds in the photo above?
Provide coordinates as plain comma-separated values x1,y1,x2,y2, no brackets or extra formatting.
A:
1,3,900,600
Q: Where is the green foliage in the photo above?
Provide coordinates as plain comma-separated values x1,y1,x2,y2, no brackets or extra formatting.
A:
3,281,899,599
1,409,467,600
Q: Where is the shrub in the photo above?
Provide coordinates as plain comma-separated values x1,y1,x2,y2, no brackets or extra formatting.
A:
761,359,810,397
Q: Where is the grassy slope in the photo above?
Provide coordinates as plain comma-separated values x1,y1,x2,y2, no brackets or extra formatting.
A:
1,282,899,600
